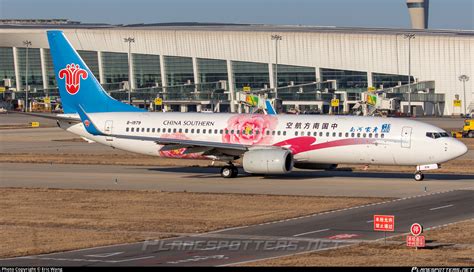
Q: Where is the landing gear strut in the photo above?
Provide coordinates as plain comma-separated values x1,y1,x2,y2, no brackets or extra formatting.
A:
414,171,424,181
221,164,238,178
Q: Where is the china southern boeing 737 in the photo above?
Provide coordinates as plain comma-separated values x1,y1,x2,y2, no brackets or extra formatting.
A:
41,30,467,181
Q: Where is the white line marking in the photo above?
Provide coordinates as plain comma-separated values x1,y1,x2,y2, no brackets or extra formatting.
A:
293,228,330,237
366,220,374,223
85,252,124,258
429,204,454,211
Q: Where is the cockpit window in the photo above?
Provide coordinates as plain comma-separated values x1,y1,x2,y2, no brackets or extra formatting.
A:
426,132,450,139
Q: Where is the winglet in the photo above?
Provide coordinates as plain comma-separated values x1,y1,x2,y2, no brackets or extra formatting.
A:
76,105,105,136
265,100,277,115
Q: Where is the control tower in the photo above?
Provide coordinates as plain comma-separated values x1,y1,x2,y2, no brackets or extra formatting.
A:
406,0,429,29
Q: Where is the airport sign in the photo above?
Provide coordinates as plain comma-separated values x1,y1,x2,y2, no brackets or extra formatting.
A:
373,215,395,231
331,99,340,107
407,235,425,248
410,223,423,236
453,100,461,107
154,97,163,106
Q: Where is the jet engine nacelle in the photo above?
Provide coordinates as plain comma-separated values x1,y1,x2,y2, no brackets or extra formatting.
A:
242,149,293,174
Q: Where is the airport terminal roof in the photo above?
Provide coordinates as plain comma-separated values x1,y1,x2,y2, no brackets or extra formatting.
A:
0,19,473,37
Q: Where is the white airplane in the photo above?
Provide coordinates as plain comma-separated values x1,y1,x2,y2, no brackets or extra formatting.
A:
40,30,468,181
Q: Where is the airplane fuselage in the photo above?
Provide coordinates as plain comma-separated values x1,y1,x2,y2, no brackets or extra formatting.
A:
61,112,467,167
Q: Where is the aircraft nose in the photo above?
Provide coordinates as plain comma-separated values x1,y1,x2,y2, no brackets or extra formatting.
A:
451,139,468,158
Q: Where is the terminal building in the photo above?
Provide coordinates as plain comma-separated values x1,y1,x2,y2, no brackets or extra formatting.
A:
0,18,472,115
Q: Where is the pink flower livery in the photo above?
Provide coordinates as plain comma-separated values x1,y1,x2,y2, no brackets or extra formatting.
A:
222,114,278,145
158,133,204,159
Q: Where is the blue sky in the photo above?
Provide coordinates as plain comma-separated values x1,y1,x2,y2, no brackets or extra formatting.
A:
1,0,472,30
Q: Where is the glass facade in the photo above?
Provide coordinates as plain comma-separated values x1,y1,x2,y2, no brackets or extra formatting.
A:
133,53,161,88
164,56,194,86
17,47,43,90
78,50,100,77
273,64,316,86
197,58,227,83
43,49,56,88
372,73,415,89
321,68,367,90
101,52,129,84
232,61,269,90
0,47,15,88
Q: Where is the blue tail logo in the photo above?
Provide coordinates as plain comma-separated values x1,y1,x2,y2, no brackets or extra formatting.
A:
58,63,88,95
47,30,144,114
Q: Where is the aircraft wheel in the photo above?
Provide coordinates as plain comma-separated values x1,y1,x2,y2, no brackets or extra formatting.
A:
414,172,424,181
221,166,236,178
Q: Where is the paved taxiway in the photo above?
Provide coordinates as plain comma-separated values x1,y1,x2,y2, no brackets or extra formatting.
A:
1,162,473,197
1,189,472,266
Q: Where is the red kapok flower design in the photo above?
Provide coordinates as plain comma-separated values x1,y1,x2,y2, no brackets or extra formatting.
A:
222,114,278,145
158,133,204,159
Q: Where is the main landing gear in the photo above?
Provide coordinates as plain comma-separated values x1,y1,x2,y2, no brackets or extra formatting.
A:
221,164,238,178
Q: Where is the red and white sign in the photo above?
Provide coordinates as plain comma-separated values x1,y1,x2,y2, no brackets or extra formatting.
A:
407,235,425,247
410,223,423,236
373,215,395,231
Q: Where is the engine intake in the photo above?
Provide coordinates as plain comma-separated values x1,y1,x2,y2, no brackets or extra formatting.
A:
242,149,293,174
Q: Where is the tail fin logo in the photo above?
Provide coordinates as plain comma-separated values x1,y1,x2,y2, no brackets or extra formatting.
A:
58,63,88,95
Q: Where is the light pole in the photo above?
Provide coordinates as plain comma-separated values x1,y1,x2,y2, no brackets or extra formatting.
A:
271,34,282,99
23,40,32,112
404,33,415,116
458,75,470,115
124,37,135,105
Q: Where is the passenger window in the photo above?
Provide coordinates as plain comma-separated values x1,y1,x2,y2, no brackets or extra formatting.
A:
307,131,311,136
185,128,188,133
351,133,355,137
266,130,270,135
339,132,342,137
369,133,372,138
209,129,212,134
136,127,139,132
157,128,161,133
152,128,155,133
283,131,287,136
197,129,200,134
230,130,234,134
381,134,385,138
256,130,260,135
219,129,223,134
147,128,150,133
214,129,218,134
173,128,177,133
272,131,276,136
332,132,336,137
326,132,330,137
191,129,195,133
363,133,366,138
345,132,349,137
168,128,171,133
126,127,129,132
178,128,182,133
236,130,240,135
313,132,317,136
319,132,323,137
375,133,379,138
142,128,145,132
295,131,299,136
357,133,361,138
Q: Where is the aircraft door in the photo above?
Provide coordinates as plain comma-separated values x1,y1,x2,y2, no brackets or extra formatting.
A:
401,126,412,148
104,120,113,142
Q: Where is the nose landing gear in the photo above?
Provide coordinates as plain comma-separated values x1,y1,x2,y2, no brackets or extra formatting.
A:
414,164,439,181
414,171,424,181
